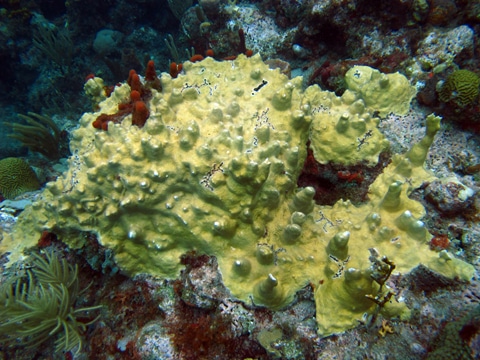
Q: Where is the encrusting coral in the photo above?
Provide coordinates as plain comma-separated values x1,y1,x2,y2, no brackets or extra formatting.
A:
6,54,475,337
0,251,102,354
0,157,40,199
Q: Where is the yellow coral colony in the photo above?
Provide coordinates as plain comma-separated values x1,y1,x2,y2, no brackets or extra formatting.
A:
8,55,474,337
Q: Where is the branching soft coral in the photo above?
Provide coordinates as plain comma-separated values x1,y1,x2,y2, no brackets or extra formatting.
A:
4,112,64,160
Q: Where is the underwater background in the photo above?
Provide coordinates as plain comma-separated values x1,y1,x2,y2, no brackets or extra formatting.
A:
0,0,479,359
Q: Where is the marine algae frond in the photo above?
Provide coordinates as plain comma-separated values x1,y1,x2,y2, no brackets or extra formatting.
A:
0,252,101,354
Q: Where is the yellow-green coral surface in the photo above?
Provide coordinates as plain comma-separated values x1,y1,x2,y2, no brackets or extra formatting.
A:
344,66,417,117
9,55,474,337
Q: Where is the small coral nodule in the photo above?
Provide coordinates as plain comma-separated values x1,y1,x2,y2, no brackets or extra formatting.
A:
438,69,480,107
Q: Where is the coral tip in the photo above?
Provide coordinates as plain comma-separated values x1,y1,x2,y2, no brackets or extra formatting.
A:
132,101,149,128
145,60,157,81
130,90,141,102
190,54,204,63
170,62,182,78
205,49,215,57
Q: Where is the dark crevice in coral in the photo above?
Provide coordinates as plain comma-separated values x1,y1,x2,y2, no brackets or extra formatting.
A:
297,142,391,206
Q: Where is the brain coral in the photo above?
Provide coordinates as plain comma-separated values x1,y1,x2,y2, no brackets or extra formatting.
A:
9,55,474,337
0,157,40,199
438,69,480,107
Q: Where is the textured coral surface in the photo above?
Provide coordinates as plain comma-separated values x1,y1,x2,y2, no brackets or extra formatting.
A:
8,55,474,337
0,157,40,199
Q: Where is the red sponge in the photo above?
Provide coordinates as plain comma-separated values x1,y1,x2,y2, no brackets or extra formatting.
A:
132,101,149,128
